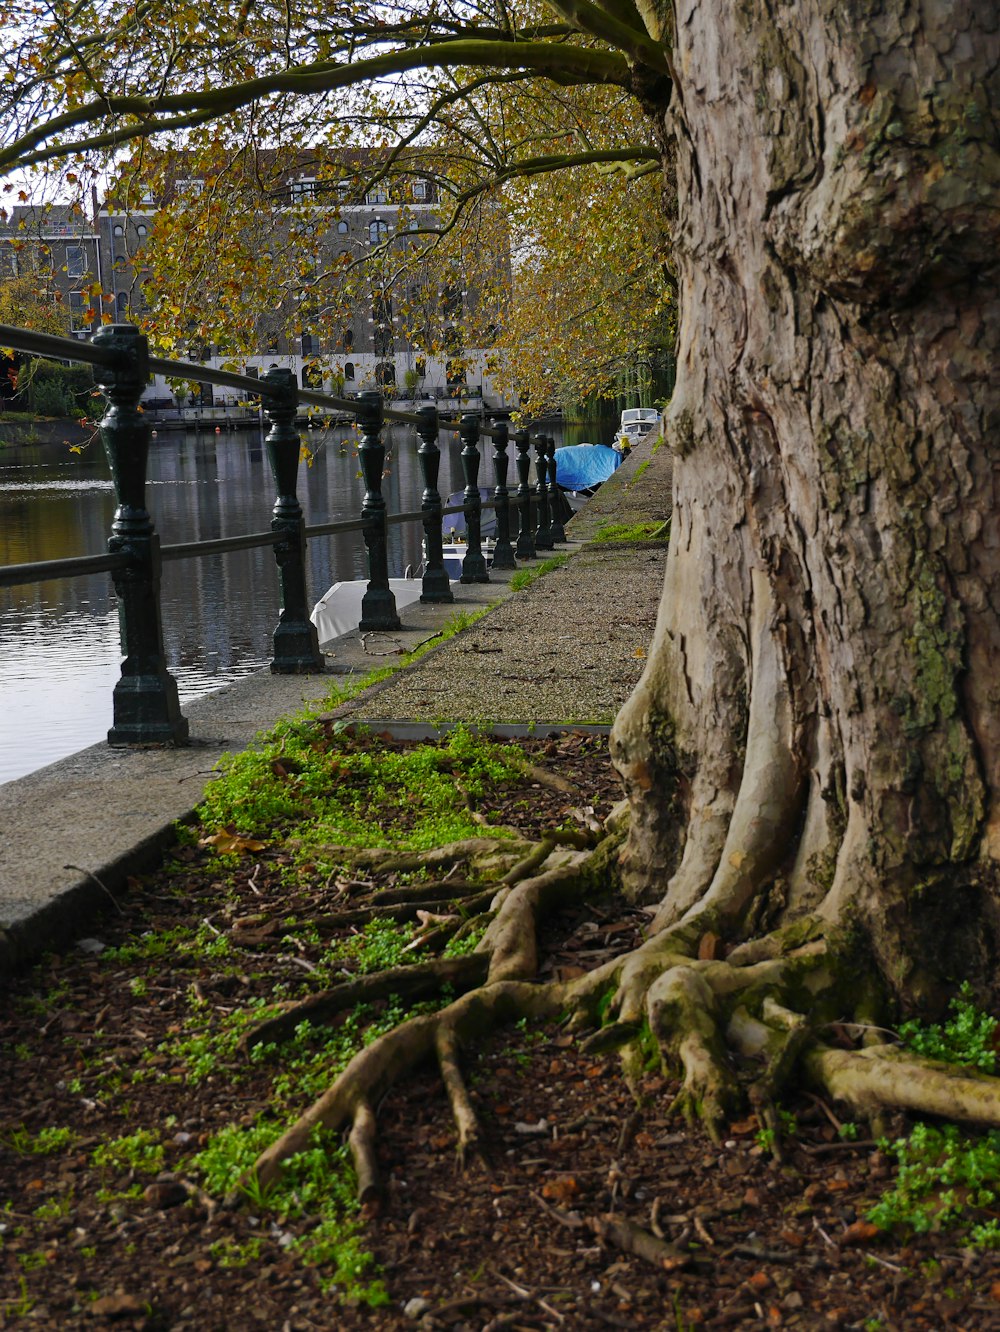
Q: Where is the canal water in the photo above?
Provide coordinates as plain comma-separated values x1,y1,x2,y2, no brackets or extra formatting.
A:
1,417,599,784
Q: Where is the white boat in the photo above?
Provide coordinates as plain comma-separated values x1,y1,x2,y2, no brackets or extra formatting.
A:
618,407,659,449
309,540,495,642
310,577,427,642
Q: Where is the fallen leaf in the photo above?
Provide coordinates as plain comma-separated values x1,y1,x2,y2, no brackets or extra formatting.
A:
779,1228,807,1249
198,826,266,854
89,1294,144,1318
697,931,722,961
541,1177,579,1204
840,1220,880,1246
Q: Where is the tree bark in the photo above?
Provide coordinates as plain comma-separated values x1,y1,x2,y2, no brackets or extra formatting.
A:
613,0,1000,1006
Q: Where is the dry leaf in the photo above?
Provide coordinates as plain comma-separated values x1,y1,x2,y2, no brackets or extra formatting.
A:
198,826,266,855
840,1220,880,1246
541,1176,579,1204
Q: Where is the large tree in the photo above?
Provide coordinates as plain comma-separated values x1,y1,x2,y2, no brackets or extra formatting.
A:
3,0,1000,1160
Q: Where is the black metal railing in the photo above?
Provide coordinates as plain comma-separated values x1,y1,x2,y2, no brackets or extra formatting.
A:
0,322,567,748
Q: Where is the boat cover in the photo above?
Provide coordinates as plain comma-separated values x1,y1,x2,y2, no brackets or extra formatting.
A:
554,444,622,492
311,578,427,643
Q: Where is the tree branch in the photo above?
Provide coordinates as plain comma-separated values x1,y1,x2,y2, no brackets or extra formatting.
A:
1,39,633,173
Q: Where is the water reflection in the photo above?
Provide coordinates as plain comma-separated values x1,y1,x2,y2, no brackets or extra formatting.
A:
1,419,600,784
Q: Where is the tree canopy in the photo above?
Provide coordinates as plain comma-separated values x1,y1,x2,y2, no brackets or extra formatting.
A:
0,0,674,409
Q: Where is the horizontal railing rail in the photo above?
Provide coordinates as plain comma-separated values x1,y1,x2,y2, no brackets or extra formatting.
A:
1,322,570,751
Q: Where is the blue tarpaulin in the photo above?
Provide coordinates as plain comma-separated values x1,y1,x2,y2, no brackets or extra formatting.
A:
554,444,622,493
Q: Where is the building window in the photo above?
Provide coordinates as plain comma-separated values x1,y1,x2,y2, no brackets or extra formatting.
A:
342,328,354,352
415,356,426,379
0,245,16,276
366,184,388,205
376,361,396,389
441,282,463,319
139,189,155,205
302,362,323,389
116,291,128,314
196,381,214,407
289,178,317,202
301,332,319,355
245,365,259,380
68,291,88,331
177,179,203,197
344,362,355,381
446,359,467,389
112,223,124,238
335,181,350,200
136,224,148,240
113,253,127,271
66,245,87,278
368,218,389,247
337,220,349,234
412,180,430,201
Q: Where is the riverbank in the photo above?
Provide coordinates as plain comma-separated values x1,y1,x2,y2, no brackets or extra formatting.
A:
0,416,93,447
0,426,672,972
2,425,993,1331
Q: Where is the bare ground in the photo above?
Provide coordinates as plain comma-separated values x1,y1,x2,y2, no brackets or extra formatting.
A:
2,736,999,1331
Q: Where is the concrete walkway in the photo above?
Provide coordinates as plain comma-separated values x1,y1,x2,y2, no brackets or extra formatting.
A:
0,429,673,974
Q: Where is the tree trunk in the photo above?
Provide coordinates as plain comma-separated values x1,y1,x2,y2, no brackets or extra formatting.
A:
613,0,1000,1008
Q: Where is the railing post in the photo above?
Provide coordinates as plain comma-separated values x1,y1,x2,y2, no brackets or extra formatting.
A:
459,412,489,583
513,428,536,560
356,389,401,629
547,435,567,543
93,323,189,747
534,433,554,551
490,418,517,570
416,403,454,604
261,368,323,672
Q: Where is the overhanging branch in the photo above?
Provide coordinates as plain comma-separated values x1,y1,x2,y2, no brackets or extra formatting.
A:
1,39,633,173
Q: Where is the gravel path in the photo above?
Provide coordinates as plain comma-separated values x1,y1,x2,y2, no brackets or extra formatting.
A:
336,428,674,728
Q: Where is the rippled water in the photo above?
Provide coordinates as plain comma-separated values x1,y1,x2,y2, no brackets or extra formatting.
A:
1,419,594,784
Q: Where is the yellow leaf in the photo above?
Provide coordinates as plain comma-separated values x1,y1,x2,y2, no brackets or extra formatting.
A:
198,827,267,855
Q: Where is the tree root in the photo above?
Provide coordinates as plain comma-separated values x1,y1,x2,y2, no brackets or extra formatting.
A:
238,954,489,1051
348,1100,379,1206
298,837,535,874
436,1024,482,1166
233,979,561,1202
804,1044,1000,1128
226,798,1000,1220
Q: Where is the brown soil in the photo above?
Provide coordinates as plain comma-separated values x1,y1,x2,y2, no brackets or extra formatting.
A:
1,736,998,1331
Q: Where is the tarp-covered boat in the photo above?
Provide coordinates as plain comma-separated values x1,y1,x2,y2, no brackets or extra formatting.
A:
553,444,622,495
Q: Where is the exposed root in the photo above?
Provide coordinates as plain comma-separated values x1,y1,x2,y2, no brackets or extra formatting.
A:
348,1100,379,1206
301,837,535,874
646,965,737,1142
234,979,561,1202
480,851,594,982
519,762,580,796
436,1024,482,1166
806,1044,1000,1129
238,954,488,1051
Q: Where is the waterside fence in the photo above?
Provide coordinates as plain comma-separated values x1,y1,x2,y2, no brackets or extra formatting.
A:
0,322,571,750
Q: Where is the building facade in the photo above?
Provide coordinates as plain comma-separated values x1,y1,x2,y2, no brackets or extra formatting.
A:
94,157,512,413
